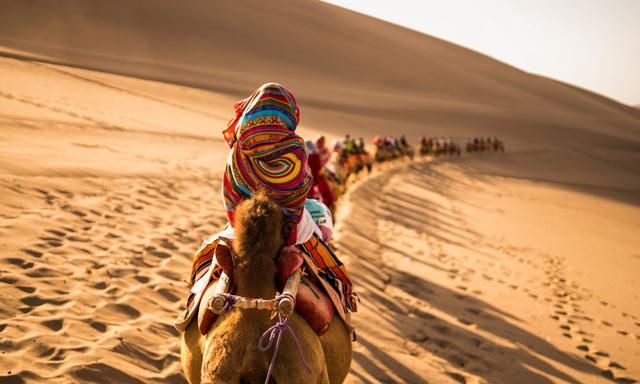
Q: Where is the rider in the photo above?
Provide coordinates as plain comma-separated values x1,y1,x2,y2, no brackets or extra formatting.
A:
177,83,356,333
358,137,365,152
344,134,354,156
306,140,336,212
316,135,331,166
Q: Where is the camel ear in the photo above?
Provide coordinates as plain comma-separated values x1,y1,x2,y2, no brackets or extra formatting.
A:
216,244,235,277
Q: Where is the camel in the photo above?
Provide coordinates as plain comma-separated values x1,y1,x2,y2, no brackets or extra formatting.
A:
330,152,349,185
401,144,415,160
180,192,352,384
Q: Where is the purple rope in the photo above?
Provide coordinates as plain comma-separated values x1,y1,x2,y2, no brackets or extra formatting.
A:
223,294,237,313
258,313,311,384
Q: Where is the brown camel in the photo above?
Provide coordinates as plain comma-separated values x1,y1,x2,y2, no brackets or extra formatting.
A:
181,192,352,383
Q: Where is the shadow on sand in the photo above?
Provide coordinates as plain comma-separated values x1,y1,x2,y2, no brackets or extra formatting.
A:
337,160,609,383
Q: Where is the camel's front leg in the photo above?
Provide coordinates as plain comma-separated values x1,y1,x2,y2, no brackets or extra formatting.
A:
181,320,204,384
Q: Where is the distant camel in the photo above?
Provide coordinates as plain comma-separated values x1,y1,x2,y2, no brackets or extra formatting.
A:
181,192,352,383
401,144,415,160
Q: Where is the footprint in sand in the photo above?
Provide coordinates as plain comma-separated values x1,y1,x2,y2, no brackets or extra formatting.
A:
91,281,108,290
16,286,36,293
55,189,74,198
555,309,568,316
88,320,108,332
156,288,181,303
157,238,178,251
583,350,638,383
69,209,87,218
560,324,572,331
67,235,90,243
39,236,63,248
576,344,590,352
600,368,636,383
465,308,482,316
45,229,66,237
457,318,477,329
445,371,483,384
92,244,109,251
5,258,34,269
20,295,68,308
145,246,171,259
600,320,613,327
21,249,43,258
0,275,18,284
41,318,64,331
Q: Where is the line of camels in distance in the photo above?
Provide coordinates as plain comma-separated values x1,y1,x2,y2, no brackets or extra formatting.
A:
330,135,506,178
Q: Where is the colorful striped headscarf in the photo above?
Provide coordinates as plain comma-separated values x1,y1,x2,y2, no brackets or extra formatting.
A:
222,83,311,245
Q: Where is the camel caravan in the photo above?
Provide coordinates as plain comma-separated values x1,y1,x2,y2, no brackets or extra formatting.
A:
419,136,462,157
466,136,506,153
372,135,415,162
175,83,505,383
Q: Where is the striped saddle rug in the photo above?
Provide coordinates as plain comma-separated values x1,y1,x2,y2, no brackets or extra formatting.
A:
174,231,356,336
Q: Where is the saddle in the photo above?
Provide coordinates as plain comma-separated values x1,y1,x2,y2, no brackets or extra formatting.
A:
175,238,336,336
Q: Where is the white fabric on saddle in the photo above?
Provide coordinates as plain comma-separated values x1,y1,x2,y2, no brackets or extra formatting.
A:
303,199,333,241
174,258,216,332
295,208,323,244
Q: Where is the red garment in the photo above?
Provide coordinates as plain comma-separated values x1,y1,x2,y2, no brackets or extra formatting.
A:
318,146,331,166
308,153,335,209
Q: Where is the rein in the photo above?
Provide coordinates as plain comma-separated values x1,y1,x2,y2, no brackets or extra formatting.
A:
205,269,310,383
258,313,311,383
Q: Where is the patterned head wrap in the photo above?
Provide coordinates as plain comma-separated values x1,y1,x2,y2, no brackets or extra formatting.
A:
222,83,311,245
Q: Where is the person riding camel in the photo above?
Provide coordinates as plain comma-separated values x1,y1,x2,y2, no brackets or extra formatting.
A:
306,140,336,212
344,134,354,157
354,137,362,153
175,83,356,337
316,135,331,166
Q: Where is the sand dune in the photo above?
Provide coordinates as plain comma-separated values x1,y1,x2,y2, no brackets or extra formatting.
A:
0,58,230,383
1,0,639,142
337,158,640,383
1,1,639,383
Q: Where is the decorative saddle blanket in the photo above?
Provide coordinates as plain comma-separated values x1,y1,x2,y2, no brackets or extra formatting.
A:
174,229,356,336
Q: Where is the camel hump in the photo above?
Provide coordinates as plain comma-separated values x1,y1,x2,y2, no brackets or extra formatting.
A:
233,190,283,258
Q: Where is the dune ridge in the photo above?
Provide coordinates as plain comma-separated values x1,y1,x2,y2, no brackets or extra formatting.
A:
1,0,639,143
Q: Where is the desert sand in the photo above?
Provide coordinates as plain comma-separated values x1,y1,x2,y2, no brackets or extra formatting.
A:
1,1,639,383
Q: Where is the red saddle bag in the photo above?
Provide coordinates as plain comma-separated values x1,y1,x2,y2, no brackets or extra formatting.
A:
277,247,335,335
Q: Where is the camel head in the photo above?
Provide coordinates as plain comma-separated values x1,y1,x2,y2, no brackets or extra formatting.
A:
232,190,285,297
